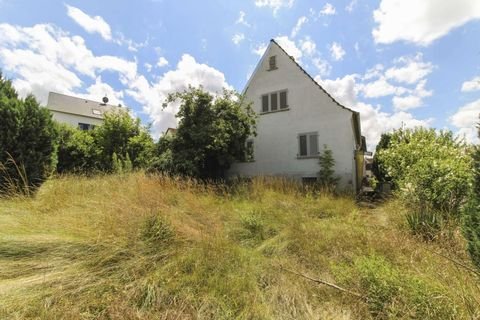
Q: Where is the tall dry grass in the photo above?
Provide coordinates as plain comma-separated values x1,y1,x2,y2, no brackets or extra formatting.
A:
0,172,478,319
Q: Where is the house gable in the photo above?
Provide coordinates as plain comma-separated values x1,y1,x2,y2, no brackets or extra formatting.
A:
229,39,364,191
244,39,362,150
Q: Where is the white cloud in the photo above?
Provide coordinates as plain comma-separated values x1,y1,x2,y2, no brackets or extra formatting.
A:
0,48,82,103
274,36,302,61
329,42,345,61
358,77,407,98
385,53,434,84
236,11,251,27
156,56,169,67
126,54,232,137
298,36,316,56
318,74,358,107
0,23,136,104
77,76,125,106
252,42,267,56
316,74,432,148
291,16,308,38
144,63,152,72
461,76,480,92
450,99,480,143
373,0,480,45
392,95,422,111
254,0,294,15
320,3,336,15
345,0,357,13
232,33,245,45
65,4,112,41
312,57,331,77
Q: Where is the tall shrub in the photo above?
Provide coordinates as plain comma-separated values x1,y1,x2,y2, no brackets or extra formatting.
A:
318,144,339,191
0,74,57,194
377,128,472,214
56,123,97,174
93,109,155,172
161,87,256,179
463,119,480,269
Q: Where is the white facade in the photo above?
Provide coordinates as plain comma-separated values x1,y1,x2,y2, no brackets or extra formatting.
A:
46,92,120,130
228,40,363,191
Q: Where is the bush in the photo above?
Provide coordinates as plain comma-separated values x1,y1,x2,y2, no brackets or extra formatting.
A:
463,120,480,269
376,128,473,238
0,74,57,194
93,109,155,172
56,124,98,174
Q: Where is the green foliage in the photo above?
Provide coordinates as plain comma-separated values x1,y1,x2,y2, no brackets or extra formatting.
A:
344,255,457,319
463,198,480,269
376,128,473,216
463,119,480,269
56,123,97,174
160,86,256,179
372,133,392,184
317,144,339,191
0,74,57,194
94,109,155,172
406,208,444,241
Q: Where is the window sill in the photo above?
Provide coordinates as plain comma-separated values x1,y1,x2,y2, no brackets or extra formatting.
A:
297,155,319,160
260,108,290,115
267,67,278,71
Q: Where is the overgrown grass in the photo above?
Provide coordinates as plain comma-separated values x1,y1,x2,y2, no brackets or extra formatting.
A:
0,172,478,319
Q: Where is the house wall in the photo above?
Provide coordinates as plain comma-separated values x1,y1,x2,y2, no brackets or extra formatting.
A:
51,111,104,128
227,43,358,190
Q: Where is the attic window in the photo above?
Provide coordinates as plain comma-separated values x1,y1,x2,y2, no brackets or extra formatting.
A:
268,56,277,70
92,109,102,115
261,90,288,113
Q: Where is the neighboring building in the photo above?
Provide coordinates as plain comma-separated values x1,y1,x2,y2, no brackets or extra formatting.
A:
227,39,367,191
46,92,121,130
164,127,177,138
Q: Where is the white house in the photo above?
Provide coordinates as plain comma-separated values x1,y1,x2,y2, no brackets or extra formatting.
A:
46,92,121,130
227,39,366,191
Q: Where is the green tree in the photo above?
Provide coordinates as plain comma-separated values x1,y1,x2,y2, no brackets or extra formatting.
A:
162,87,256,179
0,73,57,194
93,109,155,172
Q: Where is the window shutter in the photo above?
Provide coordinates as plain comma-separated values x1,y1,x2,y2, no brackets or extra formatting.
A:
269,56,276,70
262,95,269,112
309,134,318,156
280,91,287,109
299,135,308,156
270,93,278,111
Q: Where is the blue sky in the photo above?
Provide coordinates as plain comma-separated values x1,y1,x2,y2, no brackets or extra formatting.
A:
0,0,479,146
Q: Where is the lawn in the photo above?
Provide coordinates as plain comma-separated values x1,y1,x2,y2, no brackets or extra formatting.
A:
0,173,478,319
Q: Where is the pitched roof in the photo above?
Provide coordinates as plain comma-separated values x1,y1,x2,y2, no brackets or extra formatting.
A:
46,92,121,119
269,39,358,115
243,39,363,149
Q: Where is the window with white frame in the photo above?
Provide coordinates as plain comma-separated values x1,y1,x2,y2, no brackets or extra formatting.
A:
298,132,319,157
261,90,288,113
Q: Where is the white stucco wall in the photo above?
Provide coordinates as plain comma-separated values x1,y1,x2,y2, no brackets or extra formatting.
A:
51,111,104,128
227,43,358,190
